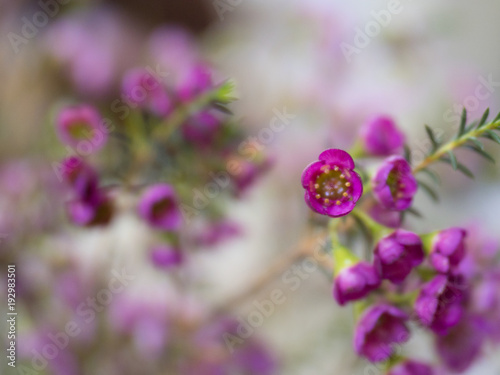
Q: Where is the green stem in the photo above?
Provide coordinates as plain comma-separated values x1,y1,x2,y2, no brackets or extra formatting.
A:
351,208,390,240
413,119,500,173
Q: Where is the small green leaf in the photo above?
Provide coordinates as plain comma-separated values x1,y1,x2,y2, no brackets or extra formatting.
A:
439,158,475,179
464,145,495,163
425,125,439,153
494,111,500,123
447,150,457,170
212,103,233,115
477,108,490,128
404,144,411,163
214,80,238,104
418,180,439,202
483,130,500,144
420,168,441,185
406,207,423,218
468,137,484,150
458,108,467,137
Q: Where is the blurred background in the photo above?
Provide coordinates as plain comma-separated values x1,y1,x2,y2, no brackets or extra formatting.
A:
1,0,500,374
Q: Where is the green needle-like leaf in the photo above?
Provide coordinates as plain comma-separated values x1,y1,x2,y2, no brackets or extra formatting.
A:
425,125,439,153
418,180,439,202
468,137,484,150
483,130,500,144
458,108,467,137
465,145,496,163
447,150,457,170
420,168,441,185
477,108,490,128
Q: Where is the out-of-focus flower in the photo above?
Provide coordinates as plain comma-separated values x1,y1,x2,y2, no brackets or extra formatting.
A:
354,304,410,362
182,110,221,145
43,8,138,97
55,105,108,152
192,219,242,248
388,360,434,375
333,261,380,306
61,157,113,226
109,295,170,359
301,149,363,217
366,198,402,228
372,156,417,211
150,245,183,268
415,274,465,335
232,157,273,195
374,230,424,284
138,183,182,231
471,270,500,342
122,68,172,117
149,26,199,81
177,63,214,103
429,228,467,273
436,316,485,372
360,116,405,156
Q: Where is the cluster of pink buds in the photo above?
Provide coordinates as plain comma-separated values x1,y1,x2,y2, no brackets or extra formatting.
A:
301,112,500,373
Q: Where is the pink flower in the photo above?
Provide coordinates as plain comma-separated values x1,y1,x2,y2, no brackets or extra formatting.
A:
415,274,465,335
360,116,405,156
55,105,107,152
333,262,380,305
388,360,434,375
374,230,424,284
430,228,467,273
138,184,182,231
301,149,363,217
354,304,410,362
372,156,417,211
150,246,183,268
182,110,221,145
176,63,213,103
122,68,172,117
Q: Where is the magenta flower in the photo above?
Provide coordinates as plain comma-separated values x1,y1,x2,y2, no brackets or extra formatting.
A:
333,262,380,305
122,68,172,117
302,149,363,217
372,156,417,211
61,157,113,226
232,157,273,195
176,63,213,103
150,246,183,268
415,274,465,335
374,230,424,284
360,116,405,156
193,220,242,248
55,105,107,152
436,317,485,372
367,198,402,228
138,184,182,231
354,304,410,362
182,111,221,145
430,228,467,273
388,360,434,375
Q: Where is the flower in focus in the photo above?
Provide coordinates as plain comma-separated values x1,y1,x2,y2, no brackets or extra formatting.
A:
354,303,410,362
429,228,467,273
374,230,424,284
372,156,417,211
182,110,221,145
388,360,434,375
55,105,107,152
150,245,183,268
436,316,485,372
415,274,465,335
138,183,182,231
334,261,380,306
122,68,172,117
177,63,213,103
360,116,405,156
302,149,363,217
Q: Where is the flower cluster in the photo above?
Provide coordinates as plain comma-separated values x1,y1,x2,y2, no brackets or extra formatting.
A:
301,113,500,373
